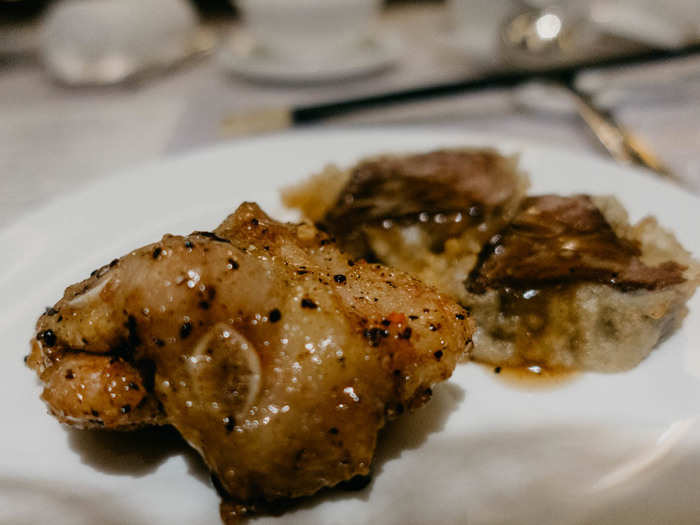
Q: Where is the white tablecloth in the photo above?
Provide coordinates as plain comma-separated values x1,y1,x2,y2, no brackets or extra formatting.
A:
2,5,699,229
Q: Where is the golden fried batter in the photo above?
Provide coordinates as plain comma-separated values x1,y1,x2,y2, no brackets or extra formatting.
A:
27,203,473,506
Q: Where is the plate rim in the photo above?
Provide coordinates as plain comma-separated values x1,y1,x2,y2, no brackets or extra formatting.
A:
3,125,697,244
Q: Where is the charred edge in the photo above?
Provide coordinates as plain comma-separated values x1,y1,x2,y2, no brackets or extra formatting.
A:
337,474,372,492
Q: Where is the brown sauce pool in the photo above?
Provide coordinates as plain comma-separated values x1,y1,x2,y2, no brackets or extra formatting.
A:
478,362,580,390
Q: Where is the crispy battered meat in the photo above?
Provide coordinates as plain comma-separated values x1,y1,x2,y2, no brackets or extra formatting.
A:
284,148,529,303
27,202,473,505
463,195,698,371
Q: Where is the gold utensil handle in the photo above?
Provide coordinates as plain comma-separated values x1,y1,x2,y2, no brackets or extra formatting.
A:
565,85,677,181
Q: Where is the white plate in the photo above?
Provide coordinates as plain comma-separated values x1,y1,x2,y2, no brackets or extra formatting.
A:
1,128,699,525
217,31,399,84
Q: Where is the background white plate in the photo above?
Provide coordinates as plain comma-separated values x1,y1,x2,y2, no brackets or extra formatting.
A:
218,33,399,84
1,128,699,525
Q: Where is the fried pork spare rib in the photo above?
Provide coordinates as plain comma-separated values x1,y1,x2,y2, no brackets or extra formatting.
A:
26,202,473,505
283,148,529,303
464,195,699,371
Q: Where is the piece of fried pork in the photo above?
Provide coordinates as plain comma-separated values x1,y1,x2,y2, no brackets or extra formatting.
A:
27,202,473,509
464,194,699,371
283,148,529,302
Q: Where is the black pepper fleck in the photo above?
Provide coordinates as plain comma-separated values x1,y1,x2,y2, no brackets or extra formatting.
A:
429,324,437,331
434,350,443,361
180,321,192,339
455,313,465,320
363,327,386,347
224,416,236,433
329,427,339,435
380,319,391,326
121,404,131,414
494,366,502,374
38,329,56,347
399,327,412,340
269,308,281,323
333,274,347,284
152,246,162,259
65,369,74,379
91,410,100,417
301,298,317,309
251,218,259,226
154,338,165,347
128,382,140,390
184,240,193,249
228,258,239,270
408,315,419,320
199,301,210,310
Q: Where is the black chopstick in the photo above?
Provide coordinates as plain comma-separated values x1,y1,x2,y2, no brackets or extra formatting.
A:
292,43,700,124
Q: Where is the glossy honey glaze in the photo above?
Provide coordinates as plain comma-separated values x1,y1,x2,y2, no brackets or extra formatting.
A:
320,149,524,256
481,363,580,390
468,195,686,294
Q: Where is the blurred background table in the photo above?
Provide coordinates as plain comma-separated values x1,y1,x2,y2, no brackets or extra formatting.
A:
2,0,700,229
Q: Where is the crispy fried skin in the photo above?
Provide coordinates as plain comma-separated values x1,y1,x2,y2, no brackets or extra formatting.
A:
27,202,473,504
